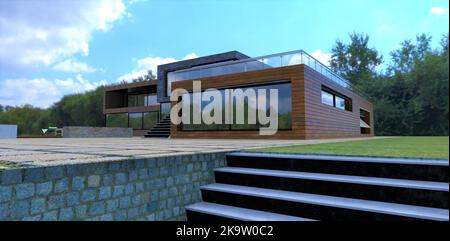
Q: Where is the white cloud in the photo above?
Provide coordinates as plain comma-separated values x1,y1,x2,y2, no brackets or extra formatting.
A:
310,49,332,66
117,53,199,82
430,6,448,15
52,59,97,73
0,0,129,71
182,53,199,60
0,75,107,108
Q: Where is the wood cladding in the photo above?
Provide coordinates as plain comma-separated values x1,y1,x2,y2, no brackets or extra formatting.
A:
170,64,374,139
103,105,160,114
171,65,305,139
104,80,157,92
103,80,158,113
302,65,373,139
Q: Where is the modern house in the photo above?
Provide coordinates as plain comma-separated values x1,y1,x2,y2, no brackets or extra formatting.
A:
103,50,373,139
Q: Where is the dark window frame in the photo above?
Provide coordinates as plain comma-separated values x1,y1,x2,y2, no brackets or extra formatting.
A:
321,86,352,112
179,80,293,132
127,92,157,107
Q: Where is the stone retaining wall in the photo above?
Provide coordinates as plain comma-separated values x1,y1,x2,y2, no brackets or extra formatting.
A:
0,152,226,221
63,126,133,138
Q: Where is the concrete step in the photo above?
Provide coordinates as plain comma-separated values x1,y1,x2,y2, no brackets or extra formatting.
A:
153,123,171,127
200,183,449,221
144,133,170,138
151,126,170,131
226,152,449,182
148,130,170,134
185,202,314,221
214,167,449,208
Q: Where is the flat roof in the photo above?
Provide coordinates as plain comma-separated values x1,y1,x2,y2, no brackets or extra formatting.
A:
0,137,378,168
104,80,157,91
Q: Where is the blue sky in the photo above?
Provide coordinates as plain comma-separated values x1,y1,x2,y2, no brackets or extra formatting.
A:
0,0,448,108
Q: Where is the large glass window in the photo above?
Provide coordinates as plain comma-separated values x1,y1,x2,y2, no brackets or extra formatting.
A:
128,94,145,107
128,93,157,107
321,90,334,107
106,113,128,128
335,96,346,110
167,72,176,96
230,83,292,130
143,112,159,129
160,102,171,120
181,82,292,131
321,87,352,111
145,94,157,106
129,112,143,129
183,89,229,131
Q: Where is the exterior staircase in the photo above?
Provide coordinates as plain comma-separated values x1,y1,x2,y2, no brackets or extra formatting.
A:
144,115,171,138
186,152,449,221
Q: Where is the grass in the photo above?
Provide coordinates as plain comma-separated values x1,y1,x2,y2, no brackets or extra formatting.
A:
249,137,449,159
0,162,19,170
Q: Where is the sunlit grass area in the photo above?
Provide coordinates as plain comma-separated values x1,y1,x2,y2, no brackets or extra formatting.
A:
250,137,449,159
0,162,19,169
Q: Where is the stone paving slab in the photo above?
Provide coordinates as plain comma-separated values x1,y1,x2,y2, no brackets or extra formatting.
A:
0,137,383,167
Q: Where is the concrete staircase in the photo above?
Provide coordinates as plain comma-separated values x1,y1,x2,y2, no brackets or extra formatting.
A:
186,152,449,221
144,115,171,138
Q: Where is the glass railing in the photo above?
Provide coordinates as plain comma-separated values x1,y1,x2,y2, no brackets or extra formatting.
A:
168,50,352,89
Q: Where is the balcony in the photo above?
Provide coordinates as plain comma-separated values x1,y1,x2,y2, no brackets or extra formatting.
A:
167,50,352,92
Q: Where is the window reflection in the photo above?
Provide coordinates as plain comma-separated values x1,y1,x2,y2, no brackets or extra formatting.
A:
129,112,143,129
321,86,352,111
335,96,346,110
128,94,157,107
321,90,334,107
106,113,128,128
181,82,292,131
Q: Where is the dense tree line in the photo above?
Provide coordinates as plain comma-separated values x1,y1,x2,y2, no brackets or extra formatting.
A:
0,87,104,136
331,33,448,136
0,36,448,136
0,71,156,136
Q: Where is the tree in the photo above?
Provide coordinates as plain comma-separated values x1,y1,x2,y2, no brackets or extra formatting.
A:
0,105,49,135
330,32,383,86
49,86,105,127
440,33,449,57
330,32,448,136
120,70,157,84
388,34,432,75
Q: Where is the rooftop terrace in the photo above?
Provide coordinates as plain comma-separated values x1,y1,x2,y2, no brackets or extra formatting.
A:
168,50,352,90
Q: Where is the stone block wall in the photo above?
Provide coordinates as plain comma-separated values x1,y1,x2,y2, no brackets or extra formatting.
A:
63,126,133,138
0,152,226,221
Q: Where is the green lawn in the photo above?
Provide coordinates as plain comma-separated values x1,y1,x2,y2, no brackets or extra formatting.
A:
249,137,449,159
0,162,19,170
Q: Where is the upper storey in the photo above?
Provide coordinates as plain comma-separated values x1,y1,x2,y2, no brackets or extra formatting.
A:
160,50,353,99
156,51,250,103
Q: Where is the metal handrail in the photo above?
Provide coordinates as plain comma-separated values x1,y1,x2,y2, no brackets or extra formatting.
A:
171,49,305,73
170,50,352,88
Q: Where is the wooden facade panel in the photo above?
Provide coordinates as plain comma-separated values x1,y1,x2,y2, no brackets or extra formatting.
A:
104,80,157,92
171,65,306,139
169,64,373,139
303,65,374,138
103,105,160,114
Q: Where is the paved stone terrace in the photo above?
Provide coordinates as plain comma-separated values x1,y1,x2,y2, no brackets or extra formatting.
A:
0,137,379,167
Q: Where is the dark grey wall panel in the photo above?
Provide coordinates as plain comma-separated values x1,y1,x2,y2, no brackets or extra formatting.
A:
157,51,249,103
